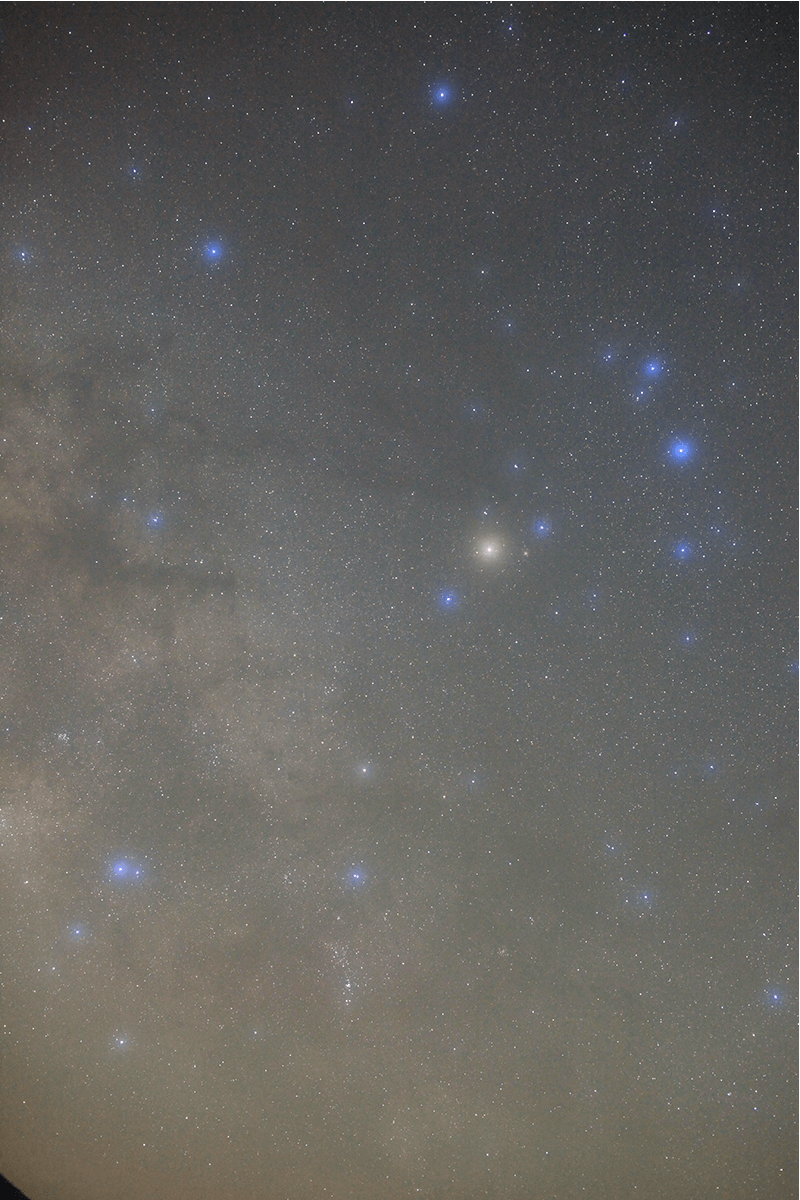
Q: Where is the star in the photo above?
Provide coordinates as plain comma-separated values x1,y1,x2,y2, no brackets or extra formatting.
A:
202,240,224,262
532,517,552,539
673,540,693,561
431,81,456,108
668,437,695,463
464,400,487,421
437,588,461,611
474,532,505,564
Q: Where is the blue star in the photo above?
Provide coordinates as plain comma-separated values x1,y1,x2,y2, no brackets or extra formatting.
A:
431,81,456,109
642,357,664,378
202,241,224,263
146,510,164,529
437,588,461,612
668,437,694,463
532,517,552,539
673,540,693,562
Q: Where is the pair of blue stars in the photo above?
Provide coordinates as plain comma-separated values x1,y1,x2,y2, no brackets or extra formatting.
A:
110,859,144,883
344,864,370,892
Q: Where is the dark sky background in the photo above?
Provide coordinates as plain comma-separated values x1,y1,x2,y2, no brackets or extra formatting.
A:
0,5,796,1199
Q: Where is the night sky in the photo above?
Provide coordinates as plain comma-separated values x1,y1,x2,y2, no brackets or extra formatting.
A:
0,6,796,1200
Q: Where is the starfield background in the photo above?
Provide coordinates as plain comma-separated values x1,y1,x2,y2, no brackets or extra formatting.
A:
0,5,796,1199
